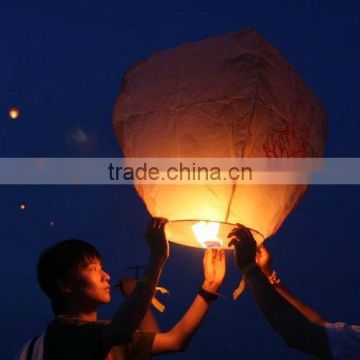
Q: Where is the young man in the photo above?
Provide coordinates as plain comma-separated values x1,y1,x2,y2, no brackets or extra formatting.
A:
18,217,226,359
228,224,360,360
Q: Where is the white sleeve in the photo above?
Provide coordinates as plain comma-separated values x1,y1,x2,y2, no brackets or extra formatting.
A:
14,333,44,360
14,341,30,360
325,322,360,360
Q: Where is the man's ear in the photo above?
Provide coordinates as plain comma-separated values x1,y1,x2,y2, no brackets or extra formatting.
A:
59,279,75,294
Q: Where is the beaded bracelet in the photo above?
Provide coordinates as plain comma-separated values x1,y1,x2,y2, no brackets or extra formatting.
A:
267,270,281,286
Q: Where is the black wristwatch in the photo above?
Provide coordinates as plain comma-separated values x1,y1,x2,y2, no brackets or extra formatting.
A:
198,287,218,302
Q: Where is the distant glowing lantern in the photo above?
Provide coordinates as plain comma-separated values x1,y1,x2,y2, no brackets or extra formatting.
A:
9,107,20,120
20,203,26,211
113,28,327,249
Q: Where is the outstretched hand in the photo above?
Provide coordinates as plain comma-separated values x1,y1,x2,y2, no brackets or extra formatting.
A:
145,217,169,263
228,224,257,271
256,245,272,276
202,249,226,293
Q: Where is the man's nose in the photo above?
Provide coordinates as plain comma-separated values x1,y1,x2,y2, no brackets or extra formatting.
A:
102,270,111,282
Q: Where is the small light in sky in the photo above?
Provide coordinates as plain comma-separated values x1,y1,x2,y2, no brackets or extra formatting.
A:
49,220,55,227
19,203,27,210
69,129,88,144
9,107,20,120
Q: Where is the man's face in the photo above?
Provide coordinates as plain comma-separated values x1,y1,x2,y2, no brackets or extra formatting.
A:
70,257,111,307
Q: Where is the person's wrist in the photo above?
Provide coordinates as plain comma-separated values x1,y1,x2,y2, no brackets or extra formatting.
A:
149,254,167,265
240,261,258,276
202,280,220,293
237,253,256,271
261,266,273,277
150,254,168,263
138,275,156,294
198,287,218,302
266,269,281,286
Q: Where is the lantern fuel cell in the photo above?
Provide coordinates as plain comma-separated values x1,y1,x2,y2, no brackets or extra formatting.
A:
166,220,263,249
113,28,327,248
192,221,223,248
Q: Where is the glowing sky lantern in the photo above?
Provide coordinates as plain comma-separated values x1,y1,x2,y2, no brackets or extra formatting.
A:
9,107,20,120
113,28,327,249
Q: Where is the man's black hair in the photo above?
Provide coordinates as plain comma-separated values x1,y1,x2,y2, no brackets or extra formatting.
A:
37,239,102,314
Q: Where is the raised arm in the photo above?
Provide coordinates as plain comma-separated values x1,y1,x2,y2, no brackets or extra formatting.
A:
152,248,226,355
256,245,327,326
103,217,168,348
228,225,332,360
118,277,160,332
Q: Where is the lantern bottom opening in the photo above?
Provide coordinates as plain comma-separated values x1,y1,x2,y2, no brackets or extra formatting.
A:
165,219,264,250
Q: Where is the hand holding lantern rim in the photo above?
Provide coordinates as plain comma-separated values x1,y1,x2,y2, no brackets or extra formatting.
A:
202,249,226,293
145,217,169,263
228,224,257,272
255,245,273,277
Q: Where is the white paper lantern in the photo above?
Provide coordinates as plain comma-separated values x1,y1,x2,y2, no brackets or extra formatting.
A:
113,28,327,249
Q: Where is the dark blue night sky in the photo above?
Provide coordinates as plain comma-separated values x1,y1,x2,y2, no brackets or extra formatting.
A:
1,1,360,359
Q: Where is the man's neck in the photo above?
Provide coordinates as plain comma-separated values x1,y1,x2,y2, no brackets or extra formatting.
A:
75,311,97,322
63,303,98,321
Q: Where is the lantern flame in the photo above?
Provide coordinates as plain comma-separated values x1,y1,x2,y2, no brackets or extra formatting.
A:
192,221,223,249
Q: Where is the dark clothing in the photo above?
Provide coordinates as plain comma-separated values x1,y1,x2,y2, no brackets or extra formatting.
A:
44,315,155,360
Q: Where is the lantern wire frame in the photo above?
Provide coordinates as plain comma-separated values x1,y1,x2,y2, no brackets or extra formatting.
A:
165,219,264,250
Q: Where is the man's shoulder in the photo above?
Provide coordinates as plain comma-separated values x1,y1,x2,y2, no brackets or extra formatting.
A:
45,316,154,360
49,315,110,326
45,315,111,347
44,315,111,359
47,315,110,332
